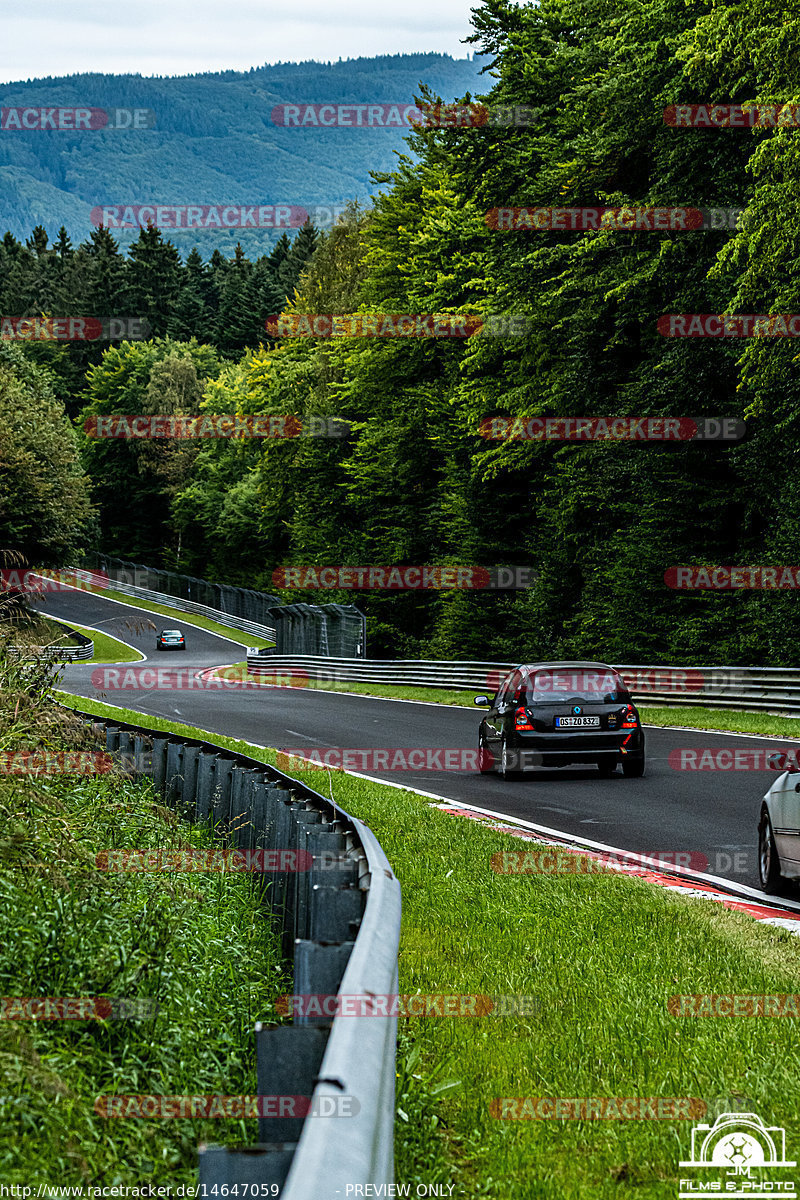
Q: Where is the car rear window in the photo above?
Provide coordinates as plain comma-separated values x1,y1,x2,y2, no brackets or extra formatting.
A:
527,669,630,704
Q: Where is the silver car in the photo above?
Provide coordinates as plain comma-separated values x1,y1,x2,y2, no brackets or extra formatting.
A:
759,764,800,891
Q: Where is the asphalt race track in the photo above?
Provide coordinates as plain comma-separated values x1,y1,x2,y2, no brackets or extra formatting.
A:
41,587,800,892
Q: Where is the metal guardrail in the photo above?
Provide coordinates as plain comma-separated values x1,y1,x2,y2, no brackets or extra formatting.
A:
7,624,93,662
245,654,517,691
245,653,800,715
67,704,401,1195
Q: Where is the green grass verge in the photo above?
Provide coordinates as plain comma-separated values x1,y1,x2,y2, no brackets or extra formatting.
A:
56,691,800,1198
0,767,288,1186
57,619,143,664
638,705,800,739
11,614,142,664
82,586,274,650
1,693,288,1188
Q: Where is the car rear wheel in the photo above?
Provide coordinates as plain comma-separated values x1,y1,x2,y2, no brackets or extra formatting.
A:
621,753,645,778
499,738,521,781
758,807,782,893
478,734,494,774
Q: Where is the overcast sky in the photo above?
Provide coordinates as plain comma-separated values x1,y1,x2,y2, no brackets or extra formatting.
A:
0,0,481,83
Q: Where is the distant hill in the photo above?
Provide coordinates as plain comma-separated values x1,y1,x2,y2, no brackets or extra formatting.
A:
0,53,492,256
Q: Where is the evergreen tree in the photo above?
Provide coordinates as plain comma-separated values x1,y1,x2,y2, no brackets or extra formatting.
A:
167,248,215,342
127,225,184,337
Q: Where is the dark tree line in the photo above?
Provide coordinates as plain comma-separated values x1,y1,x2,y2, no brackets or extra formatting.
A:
0,223,318,409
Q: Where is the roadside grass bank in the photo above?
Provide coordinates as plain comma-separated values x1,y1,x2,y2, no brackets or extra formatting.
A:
638,705,800,739
57,695,800,1198
74,584,273,649
2,664,287,1187
7,611,143,663
51,617,143,663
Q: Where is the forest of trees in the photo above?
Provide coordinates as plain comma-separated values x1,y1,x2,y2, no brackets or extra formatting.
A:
2,0,800,664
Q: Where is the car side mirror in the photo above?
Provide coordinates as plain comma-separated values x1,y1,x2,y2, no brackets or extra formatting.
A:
474,695,490,707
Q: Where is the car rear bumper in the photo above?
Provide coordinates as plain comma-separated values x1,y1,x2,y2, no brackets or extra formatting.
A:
504,729,644,769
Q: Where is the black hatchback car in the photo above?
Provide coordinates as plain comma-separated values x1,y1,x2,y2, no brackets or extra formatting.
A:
476,661,645,779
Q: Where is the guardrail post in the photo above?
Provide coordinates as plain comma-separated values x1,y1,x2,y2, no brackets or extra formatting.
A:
198,1143,297,1188
283,809,323,959
151,737,169,796
228,767,259,847
211,758,234,836
116,730,134,774
133,734,150,779
195,751,218,826
254,1024,331,1144
294,826,347,942
309,884,364,943
292,942,355,1026
165,741,185,808
180,744,201,818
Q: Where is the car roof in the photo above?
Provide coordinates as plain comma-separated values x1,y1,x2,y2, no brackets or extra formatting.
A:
160,629,183,635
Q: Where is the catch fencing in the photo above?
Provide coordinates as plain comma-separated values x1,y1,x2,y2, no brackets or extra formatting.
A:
267,603,366,657
244,654,800,715
94,556,281,642
67,704,401,1196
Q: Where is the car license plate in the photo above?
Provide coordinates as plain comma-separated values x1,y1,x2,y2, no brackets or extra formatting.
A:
555,716,600,728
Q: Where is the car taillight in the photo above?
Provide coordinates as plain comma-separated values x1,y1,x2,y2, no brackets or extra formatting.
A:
622,704,638,729
515,706,534,731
